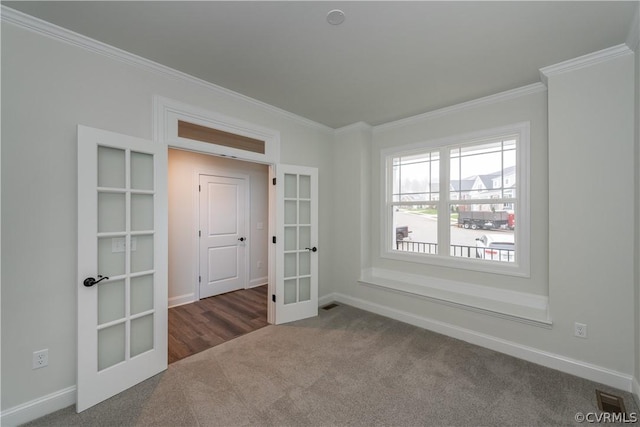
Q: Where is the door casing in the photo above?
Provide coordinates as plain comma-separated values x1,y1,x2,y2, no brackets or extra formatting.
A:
156,97,281,324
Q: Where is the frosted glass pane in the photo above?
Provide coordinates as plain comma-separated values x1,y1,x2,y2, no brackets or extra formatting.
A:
98,237,125,277
131,314,154,357
98,192,125,233
131,151,154,191
284,253,297,278
131,194,153,231
299,226,310,249
299,201,310,225
131,234,153,273
131,274,153,315
98,323,125,371
299,252,310,276
98,146,125,188
98,279,125,325
285,201,297,225
299,277,311,302
284,174,297,198
284,227,297,251
299,175,311,199
284,279,297,305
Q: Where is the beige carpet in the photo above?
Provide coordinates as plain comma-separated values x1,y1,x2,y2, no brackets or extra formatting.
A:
25,304,638,426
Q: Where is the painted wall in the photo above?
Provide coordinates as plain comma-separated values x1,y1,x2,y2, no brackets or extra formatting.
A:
168,149,269,305
547,53,635,374
1,23,334,410
632,2,640,394
332,53,636,379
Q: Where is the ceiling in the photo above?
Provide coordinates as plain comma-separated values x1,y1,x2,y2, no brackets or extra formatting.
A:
4,1,637,129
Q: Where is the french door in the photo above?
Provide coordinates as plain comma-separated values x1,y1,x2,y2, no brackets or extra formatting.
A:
275,165,319,324
77,126,167,412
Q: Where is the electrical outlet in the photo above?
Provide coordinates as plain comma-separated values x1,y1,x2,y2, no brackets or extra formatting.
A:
32,349,48,369
574,322,588,339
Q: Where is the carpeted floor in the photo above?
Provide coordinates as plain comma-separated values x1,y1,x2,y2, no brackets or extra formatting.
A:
24,304,638,426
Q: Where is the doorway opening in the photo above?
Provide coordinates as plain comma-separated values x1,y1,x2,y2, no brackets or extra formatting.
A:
167,148,270,363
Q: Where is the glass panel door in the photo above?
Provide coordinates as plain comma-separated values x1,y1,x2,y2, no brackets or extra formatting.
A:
276,165,318,324
77,126,167,412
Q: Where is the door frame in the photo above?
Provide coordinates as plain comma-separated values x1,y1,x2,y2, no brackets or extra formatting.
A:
195,170,251,301
155,96,280,324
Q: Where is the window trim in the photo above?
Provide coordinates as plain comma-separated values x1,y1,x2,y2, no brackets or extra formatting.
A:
380,122,530,278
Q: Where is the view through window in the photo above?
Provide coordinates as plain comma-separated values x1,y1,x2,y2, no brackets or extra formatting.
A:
389,134,519,265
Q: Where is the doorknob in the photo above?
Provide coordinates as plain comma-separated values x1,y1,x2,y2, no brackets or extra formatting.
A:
83,275,109,287
305,247,318,252
238,237,246,242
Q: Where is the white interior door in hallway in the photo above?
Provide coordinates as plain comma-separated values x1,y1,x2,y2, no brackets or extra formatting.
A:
199,174,249,298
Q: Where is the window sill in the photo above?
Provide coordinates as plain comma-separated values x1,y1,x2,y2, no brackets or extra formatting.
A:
358,267,551,327
382,249,530,278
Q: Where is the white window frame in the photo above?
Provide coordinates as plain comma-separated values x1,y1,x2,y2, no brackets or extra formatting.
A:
381,122,530,277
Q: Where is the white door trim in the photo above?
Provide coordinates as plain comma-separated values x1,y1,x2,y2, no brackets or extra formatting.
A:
154,96,281,164
195,171,251,300
155,98,280,324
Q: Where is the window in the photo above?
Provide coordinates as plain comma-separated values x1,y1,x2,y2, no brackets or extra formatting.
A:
383,123,529,276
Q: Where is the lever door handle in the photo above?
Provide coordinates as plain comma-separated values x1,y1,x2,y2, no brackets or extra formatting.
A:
238,237,246,242
305,247,318,252
83,275,109,287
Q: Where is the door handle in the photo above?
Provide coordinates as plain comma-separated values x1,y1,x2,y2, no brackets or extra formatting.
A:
238,237,246,242
305,247,318,252
83,275,109,287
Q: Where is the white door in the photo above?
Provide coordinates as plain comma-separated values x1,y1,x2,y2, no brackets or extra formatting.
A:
199,174,248,298
77,126,167,412
275,165,318,324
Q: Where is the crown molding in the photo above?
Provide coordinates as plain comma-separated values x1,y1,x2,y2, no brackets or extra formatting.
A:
373,82,546,134
0,6,334,134
539,44,633,85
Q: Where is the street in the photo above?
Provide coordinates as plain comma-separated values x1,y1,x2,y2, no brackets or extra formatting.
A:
394,209,514,248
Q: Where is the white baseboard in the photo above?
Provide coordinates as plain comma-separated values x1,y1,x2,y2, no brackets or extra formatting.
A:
633,378,640,409
329,292,633,392
248,277,268,288
5,292,633,426
318,293,337,307
168,293,195,308
0,386,76,427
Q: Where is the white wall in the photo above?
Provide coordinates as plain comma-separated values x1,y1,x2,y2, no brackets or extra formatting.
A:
547,53,635,374
331,53,637,383
631,2,640,397
1,22,334,412
168,149,269,305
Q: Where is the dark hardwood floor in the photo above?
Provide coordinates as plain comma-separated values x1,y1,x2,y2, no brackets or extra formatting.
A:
168,285,268,364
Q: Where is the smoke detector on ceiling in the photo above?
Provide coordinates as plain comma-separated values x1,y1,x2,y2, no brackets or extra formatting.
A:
327,9,345,25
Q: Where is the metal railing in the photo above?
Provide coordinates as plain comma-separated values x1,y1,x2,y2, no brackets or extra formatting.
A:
396,240,515,262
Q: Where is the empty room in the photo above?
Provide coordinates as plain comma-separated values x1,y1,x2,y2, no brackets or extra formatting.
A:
2,1,640,426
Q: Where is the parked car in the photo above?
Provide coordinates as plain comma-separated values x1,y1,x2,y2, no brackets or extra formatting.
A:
475,234,515,262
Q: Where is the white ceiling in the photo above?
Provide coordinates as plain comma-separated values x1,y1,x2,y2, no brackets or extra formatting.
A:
5,1,637,128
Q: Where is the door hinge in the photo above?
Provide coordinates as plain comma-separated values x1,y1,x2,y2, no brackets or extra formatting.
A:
199,276,201,283
272,294,276,303
199,184,201,192
272,178,276,185
272,236,277,244
199,230,201,237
